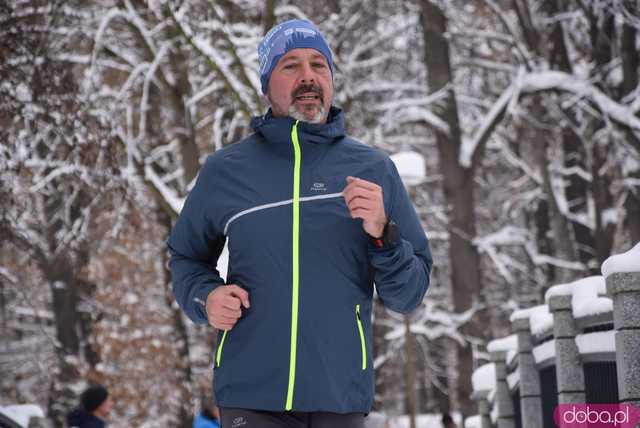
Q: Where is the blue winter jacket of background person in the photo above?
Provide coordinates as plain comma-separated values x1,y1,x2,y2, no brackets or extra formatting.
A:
66,408,105,428
168,106,433,413
193,414,220,428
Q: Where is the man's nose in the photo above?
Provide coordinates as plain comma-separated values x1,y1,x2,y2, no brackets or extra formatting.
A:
299,61,316,83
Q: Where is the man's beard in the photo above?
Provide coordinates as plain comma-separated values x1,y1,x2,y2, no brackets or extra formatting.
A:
288,83,327,124
288,104,327,124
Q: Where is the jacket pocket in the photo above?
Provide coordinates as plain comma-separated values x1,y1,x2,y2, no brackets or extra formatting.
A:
215,330,228,368
355,304,367,371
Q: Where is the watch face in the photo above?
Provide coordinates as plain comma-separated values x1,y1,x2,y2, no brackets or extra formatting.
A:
384,221,398,246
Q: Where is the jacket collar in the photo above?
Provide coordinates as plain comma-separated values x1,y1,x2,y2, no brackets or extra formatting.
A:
250,106,345,146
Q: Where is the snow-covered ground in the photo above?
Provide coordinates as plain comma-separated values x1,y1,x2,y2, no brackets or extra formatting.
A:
387,413,462,428
0,404,44,428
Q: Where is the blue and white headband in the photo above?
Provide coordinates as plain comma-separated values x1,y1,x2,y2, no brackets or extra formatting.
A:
258,19,333,95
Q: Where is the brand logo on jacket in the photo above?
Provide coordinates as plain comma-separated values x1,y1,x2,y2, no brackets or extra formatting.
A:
311,182,326,191
231,416,247,428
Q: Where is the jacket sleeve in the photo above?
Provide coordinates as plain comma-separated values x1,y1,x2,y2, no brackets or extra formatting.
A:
369,157,433,313
167,157,226,324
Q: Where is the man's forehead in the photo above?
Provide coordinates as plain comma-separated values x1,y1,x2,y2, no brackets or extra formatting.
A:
280,48,327,62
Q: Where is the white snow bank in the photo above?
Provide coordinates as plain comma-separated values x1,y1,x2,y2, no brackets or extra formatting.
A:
509,305,553,336
601,242,640,278
531,332,613,363
364,412,389,428
0,405,44,427
530,310,554,335
545,276,612,319
487,335,517,353
390,151,426,186
389,413,461,428
533,340,555,364
573,296,612,319
575,330,616,355
472,363,496,393
465,415,481,428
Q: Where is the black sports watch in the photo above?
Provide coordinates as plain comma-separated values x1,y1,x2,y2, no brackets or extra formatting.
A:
369,220,398,249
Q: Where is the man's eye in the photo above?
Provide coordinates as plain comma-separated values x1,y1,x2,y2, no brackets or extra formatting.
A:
312,63,326,69
283,64,297,69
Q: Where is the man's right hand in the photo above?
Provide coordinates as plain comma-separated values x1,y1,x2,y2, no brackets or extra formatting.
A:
205,285,250,331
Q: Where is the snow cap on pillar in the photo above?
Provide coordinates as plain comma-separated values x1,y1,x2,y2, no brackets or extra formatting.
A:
258,19,333,95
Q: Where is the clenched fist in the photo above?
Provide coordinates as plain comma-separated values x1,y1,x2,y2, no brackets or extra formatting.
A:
205,284,250,331
343,176,387,238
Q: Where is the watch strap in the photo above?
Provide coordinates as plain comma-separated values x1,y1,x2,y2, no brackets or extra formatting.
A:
369,220,398,249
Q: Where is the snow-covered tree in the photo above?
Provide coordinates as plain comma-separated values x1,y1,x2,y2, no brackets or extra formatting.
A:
1,1,124,423
3,1,638,425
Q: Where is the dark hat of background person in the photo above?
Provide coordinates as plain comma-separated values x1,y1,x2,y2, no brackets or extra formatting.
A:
258,19,333,95
81,384,109,412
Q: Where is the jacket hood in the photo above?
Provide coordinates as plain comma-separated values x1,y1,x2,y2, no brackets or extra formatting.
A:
250,106,345,146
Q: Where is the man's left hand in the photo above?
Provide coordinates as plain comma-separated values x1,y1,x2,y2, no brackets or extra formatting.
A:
343,176,387,237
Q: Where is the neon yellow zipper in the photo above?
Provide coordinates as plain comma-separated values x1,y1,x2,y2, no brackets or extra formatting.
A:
215,330,228,367
356,304,367,371
285,120,301,410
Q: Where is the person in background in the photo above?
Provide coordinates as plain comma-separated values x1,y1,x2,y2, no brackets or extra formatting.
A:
193,401,220,428
442,413,457,428
66,384,112,428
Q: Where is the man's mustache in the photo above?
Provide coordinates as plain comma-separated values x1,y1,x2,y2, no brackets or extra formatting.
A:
291,84,324,102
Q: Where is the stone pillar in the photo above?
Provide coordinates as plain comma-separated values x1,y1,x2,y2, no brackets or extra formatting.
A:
513,318,543,428
491,351,515,428
548,294,586,404
607,272,640,408
471,391,492,428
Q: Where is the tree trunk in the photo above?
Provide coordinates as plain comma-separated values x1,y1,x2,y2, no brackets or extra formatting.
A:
512,0,539,55
419,0,484,419
48,275,80,426
621,2,640,243
159,210,194,428
545,0,599,272
45,254,98,426
166,19,202,187
263,0,276,36
531,113,578,282
432,337,451,414
585,4,616,266
532,197,555,287
404,315,417,428
584,5,619,262
621,5,639,97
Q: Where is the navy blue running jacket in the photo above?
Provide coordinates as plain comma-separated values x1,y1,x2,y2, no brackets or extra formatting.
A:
168,107,432,413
